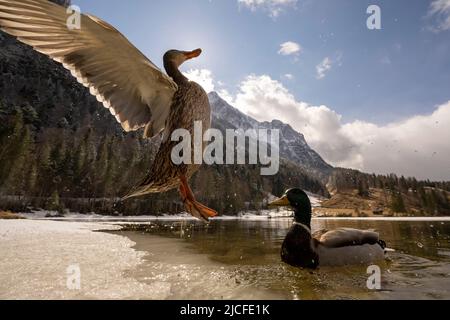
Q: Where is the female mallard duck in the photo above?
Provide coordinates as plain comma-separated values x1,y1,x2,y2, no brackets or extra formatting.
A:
0,0,217,221
269,188,388,269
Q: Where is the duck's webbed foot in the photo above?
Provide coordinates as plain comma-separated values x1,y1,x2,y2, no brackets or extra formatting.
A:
179,175,218,222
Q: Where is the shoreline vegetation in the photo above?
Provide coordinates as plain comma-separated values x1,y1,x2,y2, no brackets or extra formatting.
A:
2,187,449,219
2,209,450,221
0,210,25,219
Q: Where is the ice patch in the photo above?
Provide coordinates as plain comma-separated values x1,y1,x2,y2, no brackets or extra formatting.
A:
0,220,170,299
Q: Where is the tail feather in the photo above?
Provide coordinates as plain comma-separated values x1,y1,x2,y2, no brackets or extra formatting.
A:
377,239,387,249
122,183,156,201
122,188,147,201
122,170,167,200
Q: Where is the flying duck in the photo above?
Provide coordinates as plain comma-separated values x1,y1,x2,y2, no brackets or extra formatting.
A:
0,0,218,221
269,188,388,269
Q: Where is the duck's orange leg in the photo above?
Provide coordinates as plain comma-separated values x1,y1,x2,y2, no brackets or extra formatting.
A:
179,175,218,222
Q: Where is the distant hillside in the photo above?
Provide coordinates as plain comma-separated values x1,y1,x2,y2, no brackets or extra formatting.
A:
323,168,450,216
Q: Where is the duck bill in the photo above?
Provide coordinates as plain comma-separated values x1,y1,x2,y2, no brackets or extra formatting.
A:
268,196,290,208
184,48,202,60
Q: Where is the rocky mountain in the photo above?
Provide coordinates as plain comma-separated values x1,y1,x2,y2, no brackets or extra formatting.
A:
209,92,333,180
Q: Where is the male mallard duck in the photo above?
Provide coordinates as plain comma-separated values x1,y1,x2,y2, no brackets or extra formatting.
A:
0,0,218,221
269,188,388,269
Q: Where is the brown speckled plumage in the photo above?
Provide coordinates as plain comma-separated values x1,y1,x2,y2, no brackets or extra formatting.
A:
128,81,211,196
123,49,218,221
0,1,217,220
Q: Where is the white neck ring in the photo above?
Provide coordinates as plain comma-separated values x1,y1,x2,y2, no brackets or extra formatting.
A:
293,222,311,234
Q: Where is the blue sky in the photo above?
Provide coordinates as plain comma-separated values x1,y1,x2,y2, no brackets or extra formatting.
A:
73,0,450,179
75,0,449,124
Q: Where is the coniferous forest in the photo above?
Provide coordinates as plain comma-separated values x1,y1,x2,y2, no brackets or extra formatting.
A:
328,168,450,216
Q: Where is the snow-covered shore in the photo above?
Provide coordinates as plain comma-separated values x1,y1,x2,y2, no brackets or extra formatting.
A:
0,219,281,300
16,210,450,222
0,220,171,299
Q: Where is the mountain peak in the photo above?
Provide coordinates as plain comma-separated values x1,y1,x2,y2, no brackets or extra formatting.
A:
271,119,284,126
208,91,220,100
208,92,333,178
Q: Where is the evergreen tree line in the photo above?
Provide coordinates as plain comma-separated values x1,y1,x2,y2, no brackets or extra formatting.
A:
330,168,450,215
0,105,328,215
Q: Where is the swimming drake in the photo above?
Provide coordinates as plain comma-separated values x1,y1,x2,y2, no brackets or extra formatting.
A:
269,188,388,269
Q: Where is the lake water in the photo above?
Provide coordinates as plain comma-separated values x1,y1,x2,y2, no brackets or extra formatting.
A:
114,218,450,300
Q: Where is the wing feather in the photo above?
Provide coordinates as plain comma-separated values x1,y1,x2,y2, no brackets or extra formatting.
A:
313,228,380,248
0,0,177,135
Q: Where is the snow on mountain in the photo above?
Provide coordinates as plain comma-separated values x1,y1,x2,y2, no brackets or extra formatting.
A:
208,92,333,179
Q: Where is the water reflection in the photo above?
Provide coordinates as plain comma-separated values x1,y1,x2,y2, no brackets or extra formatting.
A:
118,219,450,300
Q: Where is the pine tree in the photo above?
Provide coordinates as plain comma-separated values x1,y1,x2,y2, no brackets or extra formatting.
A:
36,142,52,197
0,110,23,177
48,190,64,214
26,163,38,195
390,192,406,213
2,113,33,196
48,140,66,192
357,179,369,197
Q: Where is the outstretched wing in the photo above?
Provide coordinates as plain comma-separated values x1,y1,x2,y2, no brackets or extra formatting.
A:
0,0,177,136
313,228,380,248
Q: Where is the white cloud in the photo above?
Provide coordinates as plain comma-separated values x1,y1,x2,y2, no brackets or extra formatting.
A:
238,0,297,18
184,68,234,105
428,0,450,31
216,89,235,106
227,74,450,180
341,105,450,180
232,75,357,166
278,41,301,56
283,73,294,80
184,70,450,180
183,69,216,93
316,57,332,79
